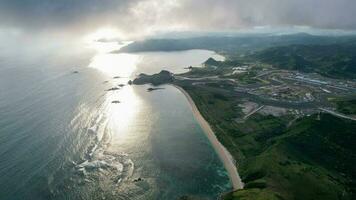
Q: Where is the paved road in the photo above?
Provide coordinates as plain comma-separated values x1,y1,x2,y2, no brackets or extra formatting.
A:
243,105,265,120
319,108,356,121
254,70,289,78
175,75,220,81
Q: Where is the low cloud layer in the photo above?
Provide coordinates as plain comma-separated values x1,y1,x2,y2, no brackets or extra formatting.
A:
1,0,355,38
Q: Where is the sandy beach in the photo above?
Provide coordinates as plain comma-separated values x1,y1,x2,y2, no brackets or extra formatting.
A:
173,85,243,190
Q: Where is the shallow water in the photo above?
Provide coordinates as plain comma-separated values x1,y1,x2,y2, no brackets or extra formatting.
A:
0,40,230,199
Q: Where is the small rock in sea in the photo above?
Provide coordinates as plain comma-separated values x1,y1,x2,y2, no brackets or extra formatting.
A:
106,87,120,91
128,80,133,85
133,177,143,182
147,87,164,92
73,71,79,74
103,81,109,84
113,76,121,79
118,84,125,87
112,101,121,104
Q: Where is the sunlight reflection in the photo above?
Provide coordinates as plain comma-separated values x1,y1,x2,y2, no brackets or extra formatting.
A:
105,86,141,139
89,53,139,77
85,38,145,143
87,40,139,77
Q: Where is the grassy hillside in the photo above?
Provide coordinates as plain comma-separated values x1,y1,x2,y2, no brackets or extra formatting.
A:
179,84,356,200
253,44,356,79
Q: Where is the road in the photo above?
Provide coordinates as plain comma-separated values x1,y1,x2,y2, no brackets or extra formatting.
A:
319,108,356,121
243,105,265,120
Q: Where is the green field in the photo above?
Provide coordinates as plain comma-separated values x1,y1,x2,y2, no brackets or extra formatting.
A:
333,97,356,115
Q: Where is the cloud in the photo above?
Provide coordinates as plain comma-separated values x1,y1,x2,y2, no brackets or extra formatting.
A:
0,0,355,38
169,0,356,30
0,0,136,31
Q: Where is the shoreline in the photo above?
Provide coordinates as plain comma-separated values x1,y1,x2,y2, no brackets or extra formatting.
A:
173,85,243,191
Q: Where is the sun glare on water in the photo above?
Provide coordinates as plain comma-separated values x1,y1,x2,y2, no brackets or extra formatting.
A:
89,53,139,77
83,28,146,141
85,28,139,78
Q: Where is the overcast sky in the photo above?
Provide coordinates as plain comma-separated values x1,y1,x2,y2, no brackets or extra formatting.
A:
1,0,356,39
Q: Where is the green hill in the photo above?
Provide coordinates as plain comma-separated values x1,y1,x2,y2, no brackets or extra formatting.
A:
223,113,356,200
253,44,356,79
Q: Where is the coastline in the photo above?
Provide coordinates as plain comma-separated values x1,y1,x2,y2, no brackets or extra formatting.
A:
173,85,243,191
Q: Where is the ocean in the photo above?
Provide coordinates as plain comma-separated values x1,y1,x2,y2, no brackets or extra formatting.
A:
0,39,230,199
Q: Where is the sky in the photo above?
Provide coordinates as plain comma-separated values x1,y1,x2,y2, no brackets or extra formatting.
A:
0,0,356,39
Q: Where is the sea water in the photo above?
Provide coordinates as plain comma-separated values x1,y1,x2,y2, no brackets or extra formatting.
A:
0,40,230,199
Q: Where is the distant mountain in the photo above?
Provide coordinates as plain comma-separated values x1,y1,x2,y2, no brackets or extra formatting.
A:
119,34,356,54
119,34,356,79
252,44,356,79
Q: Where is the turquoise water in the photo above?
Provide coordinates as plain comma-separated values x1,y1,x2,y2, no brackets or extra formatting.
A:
0,41,230,199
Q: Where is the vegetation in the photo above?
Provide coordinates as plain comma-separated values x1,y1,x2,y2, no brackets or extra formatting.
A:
132,70,174,86
332,97,356,115
252,44,356,79
176,83,356,200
